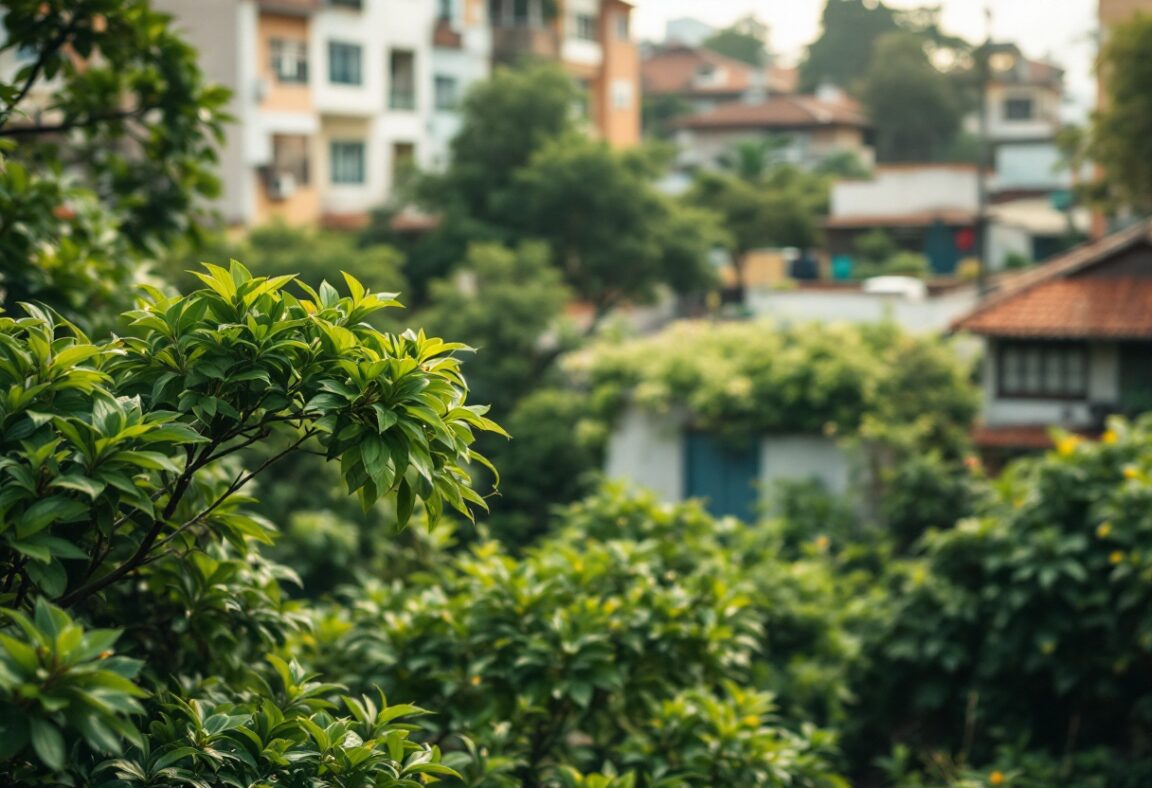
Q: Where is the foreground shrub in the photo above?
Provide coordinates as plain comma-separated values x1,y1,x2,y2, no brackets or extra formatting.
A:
0,263,500,783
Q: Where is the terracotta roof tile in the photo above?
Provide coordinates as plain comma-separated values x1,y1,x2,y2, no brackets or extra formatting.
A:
956,278,1152,338
953,221,1152,337
973,425,1097,449
641,46,753,96
675,95,870,130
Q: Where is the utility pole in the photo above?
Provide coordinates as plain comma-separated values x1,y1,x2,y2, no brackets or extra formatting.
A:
976,5,992,295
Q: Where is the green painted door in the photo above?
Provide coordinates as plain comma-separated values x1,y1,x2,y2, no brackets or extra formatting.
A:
1119,343,1152,415
683,432,761,521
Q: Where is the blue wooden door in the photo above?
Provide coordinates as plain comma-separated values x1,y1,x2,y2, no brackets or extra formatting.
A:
683,432,761,521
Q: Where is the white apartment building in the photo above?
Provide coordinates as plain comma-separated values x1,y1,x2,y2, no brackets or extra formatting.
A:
157,0,491,227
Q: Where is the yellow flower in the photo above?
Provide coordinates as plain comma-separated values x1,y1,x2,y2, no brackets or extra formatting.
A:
989,771,1006,786
1056,434,1081,456
470,675,482,686
814,535,830,552
1097,522,1113,539
1103,429,1119,444
1110,550,1126,565
1124,466,1141,481
741,715,761,727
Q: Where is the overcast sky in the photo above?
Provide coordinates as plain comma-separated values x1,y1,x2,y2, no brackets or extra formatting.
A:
633,0,1099,119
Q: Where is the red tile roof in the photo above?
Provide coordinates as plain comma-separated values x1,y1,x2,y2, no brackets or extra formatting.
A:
957,278,1152,338
675,95,870,130
953,220,1152,338
973,425,1098,450
642,46,754,96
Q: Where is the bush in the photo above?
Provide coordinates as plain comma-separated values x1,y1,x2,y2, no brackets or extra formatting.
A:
0,263,501,783
860,419,1152,770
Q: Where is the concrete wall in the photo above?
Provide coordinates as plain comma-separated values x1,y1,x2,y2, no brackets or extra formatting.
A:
429,4,491,168
604,408,683,502
604,407,853,508
760,435,850,496
745,286,979,334
832,166,979,217
983,339,1120,428
596,0,640,148
157,0,251,223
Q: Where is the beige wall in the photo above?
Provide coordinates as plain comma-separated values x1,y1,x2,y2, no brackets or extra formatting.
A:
254,172,321,225
596,0,639,148
258,13,312,113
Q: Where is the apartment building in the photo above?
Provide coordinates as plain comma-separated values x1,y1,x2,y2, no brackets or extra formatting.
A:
488,0,639,147
158,0,491,227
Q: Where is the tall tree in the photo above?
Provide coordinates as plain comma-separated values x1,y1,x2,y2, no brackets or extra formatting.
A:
799,0,901,93
860,32,963,162
701,15,771,66
504,136,720,323
1090,13,1152,213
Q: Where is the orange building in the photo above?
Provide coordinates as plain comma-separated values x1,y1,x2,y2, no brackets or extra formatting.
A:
488,0,639,147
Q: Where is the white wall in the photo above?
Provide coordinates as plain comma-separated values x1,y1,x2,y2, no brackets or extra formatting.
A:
760,435,851,496
988,223,1033,268
604,408,683,503
745,287,980,334
832,167,979,218
429,24,491,168
604,407,854,508
983,340,1120,428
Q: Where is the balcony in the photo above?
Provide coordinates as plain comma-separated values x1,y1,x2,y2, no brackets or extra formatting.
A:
492,26,560,64
433,18,463,49
256,0,320,15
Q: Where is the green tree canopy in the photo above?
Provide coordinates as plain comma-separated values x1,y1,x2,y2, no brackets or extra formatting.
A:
1090,13,1152,213
799,0,901,93
0,0,228,326
701,15,771,66
860,32,964,162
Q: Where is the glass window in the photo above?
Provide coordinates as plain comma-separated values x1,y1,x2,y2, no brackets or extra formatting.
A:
998,341,1088,398
389,50,417,110
438,0,454,21
434,75,458,110
611,79,633,110
329,0,362,8
272,134,310,185
270,39,308,84
328,41,362,86
573,13,597,41
330,140,365,184
614,10,630,40
1004,96,1034,121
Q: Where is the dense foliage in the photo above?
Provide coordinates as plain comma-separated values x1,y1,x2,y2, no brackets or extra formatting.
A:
296,485,869,786
0,0,227,327
1090,13,1152,214
0,265,502,784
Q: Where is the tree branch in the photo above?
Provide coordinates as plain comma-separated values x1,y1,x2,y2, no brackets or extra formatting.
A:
0,4,88,126
0,107,147,137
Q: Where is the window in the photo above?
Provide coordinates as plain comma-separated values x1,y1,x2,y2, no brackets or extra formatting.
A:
611,79,633,110
614,10,630,40
272,134,310,185
330,140,365,184
329,0,362,8
434,75,458,110
392,142,416,187
573,13,597,41
438,0,454,21
328,41,362,86
389,50,416,110
1004,96,1034,121
270,39,308,84
997,341,1087,399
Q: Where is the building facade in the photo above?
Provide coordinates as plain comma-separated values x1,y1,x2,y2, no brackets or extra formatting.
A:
953,221,1152,461
488,0,639,148
159,0,639,227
